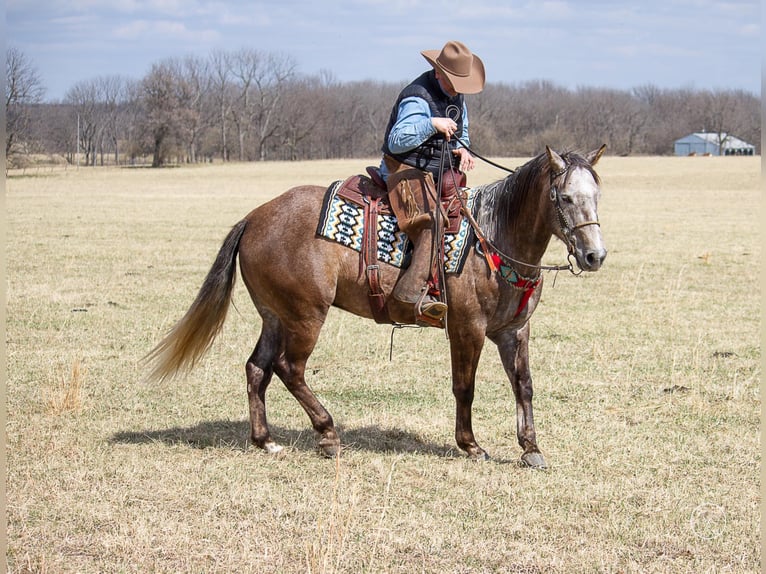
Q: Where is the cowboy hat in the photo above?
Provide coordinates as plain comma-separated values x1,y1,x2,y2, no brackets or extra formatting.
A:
421,40,485,94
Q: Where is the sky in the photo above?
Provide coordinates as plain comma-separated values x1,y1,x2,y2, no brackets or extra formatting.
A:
6,0,762,102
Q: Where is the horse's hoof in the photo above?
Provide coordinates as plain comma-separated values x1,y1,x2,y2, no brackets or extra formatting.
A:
520,451,547,469
319,444,340,458
318,436,341,458
263,441,284,455
467,448,490,461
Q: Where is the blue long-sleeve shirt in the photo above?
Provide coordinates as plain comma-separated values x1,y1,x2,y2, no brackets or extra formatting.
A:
379,96,470,181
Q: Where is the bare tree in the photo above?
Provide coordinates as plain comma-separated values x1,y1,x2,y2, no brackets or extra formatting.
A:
6,46,46,166
116,79,145,164
177,56,212,163
143,63,175,167
571,88,648,155
728,90,761,153
316,78,398,159
249,52,297,161
352,80,400,157
65,79,100,166
13,46,762,164
34,103,76,163
142,59,194,167
228,49,260,161
637,87,694,154
279,75,327,160
95,76,132,165
227,49,297,161
65,75,133,166
208,50,234,162
696,89,757,153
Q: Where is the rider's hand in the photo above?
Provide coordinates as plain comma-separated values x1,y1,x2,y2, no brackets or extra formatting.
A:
453,147,475,172
432,117,458,140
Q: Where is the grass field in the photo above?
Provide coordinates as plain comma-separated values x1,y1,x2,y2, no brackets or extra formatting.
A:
6,155,761,573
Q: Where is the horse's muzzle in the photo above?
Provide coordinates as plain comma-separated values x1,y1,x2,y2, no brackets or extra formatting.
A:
577,246,607,272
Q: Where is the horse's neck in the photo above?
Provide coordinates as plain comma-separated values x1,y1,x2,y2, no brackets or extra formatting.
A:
474,177,552,273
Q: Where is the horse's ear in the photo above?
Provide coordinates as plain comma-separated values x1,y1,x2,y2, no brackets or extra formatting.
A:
545,145,566,173
586,144,607,166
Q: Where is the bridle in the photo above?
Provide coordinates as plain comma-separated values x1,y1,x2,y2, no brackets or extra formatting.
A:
547,163,601,274
440,105,598,278
445,155,598,278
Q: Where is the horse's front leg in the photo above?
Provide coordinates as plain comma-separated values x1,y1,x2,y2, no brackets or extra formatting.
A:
495,324,547,469
449,330,489,460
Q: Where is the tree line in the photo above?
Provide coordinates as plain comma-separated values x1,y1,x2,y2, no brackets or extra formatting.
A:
6,46,761,169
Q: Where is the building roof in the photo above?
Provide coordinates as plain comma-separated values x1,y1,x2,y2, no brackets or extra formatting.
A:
676,132,755,149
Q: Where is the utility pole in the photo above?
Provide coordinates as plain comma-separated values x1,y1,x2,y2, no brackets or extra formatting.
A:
76,113,80,169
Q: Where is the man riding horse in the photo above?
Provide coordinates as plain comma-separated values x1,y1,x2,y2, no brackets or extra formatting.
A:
378,40,485,326
144,35,607,463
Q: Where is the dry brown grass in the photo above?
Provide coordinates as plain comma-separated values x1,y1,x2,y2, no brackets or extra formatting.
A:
47,358,86,415
6,155,760,573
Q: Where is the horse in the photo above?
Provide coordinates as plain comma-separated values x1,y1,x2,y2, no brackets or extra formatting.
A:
144,145,607,468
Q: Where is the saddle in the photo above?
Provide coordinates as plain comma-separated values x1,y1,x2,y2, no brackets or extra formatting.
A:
333,167,468,324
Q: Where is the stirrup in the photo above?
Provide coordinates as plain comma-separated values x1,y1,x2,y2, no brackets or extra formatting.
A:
415,289,447,327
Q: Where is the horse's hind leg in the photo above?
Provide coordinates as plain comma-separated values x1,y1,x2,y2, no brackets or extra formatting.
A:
274,359,339,457
247,316,338,456
273,318,340,458
246,320,284,453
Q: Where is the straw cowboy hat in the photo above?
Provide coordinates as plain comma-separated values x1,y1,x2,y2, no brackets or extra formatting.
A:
421,40,485,94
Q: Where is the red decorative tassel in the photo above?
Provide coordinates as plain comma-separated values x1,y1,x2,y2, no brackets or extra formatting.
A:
490,253,502,270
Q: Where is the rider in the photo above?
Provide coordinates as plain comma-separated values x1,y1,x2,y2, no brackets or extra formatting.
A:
379,40,485,324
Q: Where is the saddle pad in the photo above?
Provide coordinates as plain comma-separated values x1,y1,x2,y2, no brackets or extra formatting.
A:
316,180,477,274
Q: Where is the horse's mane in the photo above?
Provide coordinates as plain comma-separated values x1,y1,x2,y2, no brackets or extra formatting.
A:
473,150,600,241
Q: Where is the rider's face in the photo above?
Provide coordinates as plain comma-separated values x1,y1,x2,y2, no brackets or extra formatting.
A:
435,70,458,97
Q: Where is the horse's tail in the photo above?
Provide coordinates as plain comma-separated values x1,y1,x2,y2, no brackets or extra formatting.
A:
143,219,248,382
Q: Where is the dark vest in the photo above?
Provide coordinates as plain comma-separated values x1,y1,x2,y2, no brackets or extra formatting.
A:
381,71,465,178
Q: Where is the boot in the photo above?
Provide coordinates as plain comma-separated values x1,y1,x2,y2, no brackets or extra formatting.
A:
384,158,447,324
390,215,447,324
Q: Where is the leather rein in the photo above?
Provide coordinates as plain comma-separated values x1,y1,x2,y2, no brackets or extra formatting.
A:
441,104,600,279
447,142,599,279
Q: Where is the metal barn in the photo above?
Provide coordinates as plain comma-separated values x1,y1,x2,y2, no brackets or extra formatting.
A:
674,132,756,156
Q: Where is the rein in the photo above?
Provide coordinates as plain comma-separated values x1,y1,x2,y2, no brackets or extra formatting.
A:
442,105,586,277
446,155,582,277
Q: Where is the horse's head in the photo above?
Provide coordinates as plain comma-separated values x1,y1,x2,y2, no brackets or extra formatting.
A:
545,145,608,272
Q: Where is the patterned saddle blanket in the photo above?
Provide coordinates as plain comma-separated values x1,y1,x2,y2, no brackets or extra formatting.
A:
316,174,478,275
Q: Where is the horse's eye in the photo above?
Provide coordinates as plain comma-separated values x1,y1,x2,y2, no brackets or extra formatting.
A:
560,194,574,204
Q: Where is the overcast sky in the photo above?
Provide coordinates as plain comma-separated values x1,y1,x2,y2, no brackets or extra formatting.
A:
6,0,761,101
